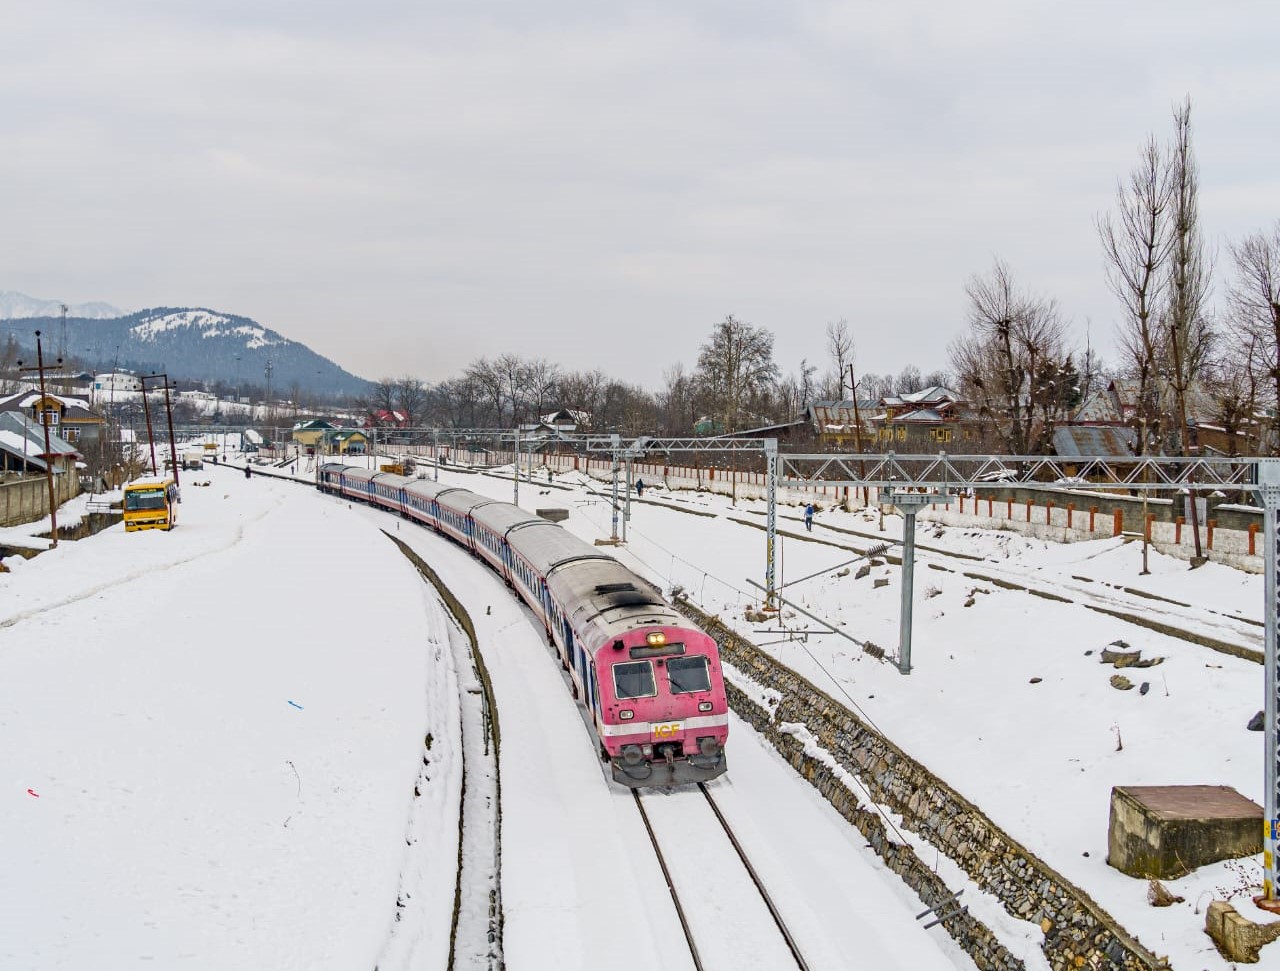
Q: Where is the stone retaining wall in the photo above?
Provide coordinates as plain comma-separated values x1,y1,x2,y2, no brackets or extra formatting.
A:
680,601,1170,971
0,474,79,528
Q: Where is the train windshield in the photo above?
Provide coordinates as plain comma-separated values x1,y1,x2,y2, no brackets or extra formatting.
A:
613,661,656,699
667,656,711,694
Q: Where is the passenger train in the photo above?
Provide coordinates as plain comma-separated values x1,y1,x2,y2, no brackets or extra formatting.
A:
316,463,729,787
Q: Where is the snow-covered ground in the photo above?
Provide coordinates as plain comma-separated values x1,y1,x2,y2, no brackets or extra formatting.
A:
1,456,1271,969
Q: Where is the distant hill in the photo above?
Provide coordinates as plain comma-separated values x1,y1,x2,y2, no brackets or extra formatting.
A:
1,305,373,398
0,290,126,319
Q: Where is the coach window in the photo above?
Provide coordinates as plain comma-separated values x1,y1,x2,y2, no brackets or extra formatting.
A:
613,661,656,699
667,656,711,693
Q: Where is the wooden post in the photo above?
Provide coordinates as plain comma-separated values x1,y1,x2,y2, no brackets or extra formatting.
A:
1046,500,1054,525
1207,519,1216,550
1250,522,1259,555
1113,508,1123,536
1144,513,1155,542
988,497,994,517
1026,499,1033,522
1007,499,1013,519
1175,516,1184,544
1089,506,1097,531
1067,503,1074,528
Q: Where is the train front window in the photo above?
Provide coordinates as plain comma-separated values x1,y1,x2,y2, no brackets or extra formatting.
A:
667,656,711,694
613,661,656,699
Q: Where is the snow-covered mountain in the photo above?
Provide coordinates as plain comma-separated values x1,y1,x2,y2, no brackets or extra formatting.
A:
0,290,126,319
2,305,372,398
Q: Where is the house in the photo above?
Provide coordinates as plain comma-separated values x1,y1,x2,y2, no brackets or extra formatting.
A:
0,390,107,449
0,411,81,476
806,399,876,448
866,386,986,452
1067,379,1264,456
89,372,143,406
361,410,408,429
320,428,369,455
291,419,337,451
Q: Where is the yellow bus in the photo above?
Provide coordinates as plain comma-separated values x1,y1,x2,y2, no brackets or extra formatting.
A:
123,478,178,532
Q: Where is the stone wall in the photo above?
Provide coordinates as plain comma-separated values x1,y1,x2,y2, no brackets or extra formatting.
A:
680,601,1170,971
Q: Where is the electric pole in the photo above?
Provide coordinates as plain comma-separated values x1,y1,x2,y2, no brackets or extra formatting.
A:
17,331,63,548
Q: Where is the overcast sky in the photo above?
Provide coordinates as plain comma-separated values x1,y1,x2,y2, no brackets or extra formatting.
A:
3,1,1277,389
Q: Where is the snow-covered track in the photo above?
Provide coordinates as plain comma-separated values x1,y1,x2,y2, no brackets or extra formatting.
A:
631,785,811,971
384,533,505,970
728,509,1263,662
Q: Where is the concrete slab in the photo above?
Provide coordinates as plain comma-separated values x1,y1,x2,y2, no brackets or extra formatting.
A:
1108,784,1261,879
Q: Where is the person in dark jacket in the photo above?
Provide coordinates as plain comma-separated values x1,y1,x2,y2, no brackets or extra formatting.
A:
636,478,645,497
244,464,252,479
803,503,814,531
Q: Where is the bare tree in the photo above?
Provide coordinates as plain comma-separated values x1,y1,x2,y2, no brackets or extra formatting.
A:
1202,338,1262,456
395,376,428,434
558,368,610,430
1097,132,1173,454
894,365,925,394
1226,221,1280,451
1164,97,1215,455
522,359,561,422
462,358,506,425
694,315,779,431
656,363,700,435
949,259,1073,455
824,319,854,398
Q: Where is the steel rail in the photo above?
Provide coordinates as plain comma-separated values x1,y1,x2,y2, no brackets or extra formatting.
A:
630,790,704,971
697,783,811,971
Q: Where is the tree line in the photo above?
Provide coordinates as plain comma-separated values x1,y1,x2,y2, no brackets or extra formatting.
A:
355,97,1278,456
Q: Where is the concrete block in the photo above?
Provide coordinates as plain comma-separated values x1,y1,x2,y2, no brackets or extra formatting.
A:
1205,901,1280,963
1108,785,1261,879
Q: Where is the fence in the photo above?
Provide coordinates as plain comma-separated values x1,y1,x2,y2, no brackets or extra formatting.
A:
0,474,80,529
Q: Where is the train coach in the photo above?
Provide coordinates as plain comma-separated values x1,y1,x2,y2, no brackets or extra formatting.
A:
316,462,728,786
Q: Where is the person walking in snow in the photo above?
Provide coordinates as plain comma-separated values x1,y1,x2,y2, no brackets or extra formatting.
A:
636,478,645,497
244,463,252,480
803,502,814,532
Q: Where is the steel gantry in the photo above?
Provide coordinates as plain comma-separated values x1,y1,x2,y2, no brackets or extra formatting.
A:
583,436,781,604
772,450,1278,908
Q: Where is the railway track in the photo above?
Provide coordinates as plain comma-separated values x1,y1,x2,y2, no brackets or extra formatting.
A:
632,784,810,971
725,508,1264,662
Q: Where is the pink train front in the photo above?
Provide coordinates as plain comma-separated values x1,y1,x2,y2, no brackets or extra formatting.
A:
317,463,729,786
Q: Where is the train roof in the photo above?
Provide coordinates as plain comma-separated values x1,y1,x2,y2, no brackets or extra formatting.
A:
546,557,681,645
471,501,544,536
403,478,469,504
507,515,611,575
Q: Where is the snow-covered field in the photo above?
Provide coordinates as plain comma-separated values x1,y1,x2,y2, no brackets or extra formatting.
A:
0,456,1271,969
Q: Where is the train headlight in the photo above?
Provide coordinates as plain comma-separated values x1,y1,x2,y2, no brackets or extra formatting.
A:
619,709,634,720
645,631,667,647
698,701,713,712
621,744,644,765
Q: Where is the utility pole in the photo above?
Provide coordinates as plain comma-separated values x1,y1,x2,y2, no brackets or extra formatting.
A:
58,304,68,393
513,426,521,505
139,374,180,486
140,375,159,476
848,363,868,506
17,331,63,548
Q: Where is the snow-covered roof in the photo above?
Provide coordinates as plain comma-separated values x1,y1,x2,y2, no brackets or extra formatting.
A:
0,411,79,467
0,390,92,412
